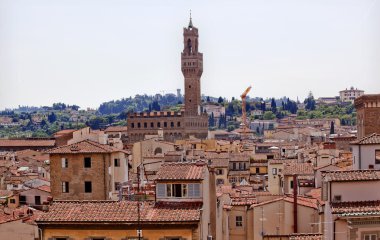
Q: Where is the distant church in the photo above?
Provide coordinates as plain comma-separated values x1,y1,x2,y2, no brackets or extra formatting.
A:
127,16,208,143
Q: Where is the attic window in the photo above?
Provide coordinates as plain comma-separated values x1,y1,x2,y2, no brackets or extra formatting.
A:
376,150,380,164
333,195,342,202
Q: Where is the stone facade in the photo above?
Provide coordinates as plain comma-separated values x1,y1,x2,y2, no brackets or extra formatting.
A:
355,94,380,139
127,17,208,143
50,153,111,200
50,150,127,200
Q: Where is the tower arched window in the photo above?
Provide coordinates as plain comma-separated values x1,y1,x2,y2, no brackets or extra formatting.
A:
187,39,192,54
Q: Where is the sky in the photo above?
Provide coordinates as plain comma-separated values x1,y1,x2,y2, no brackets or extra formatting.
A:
0,0,379,110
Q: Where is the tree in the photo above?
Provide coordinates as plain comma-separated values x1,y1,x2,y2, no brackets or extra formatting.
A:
206,96,211,102
208,112,215,127
151,101,161,111
271,98,277,113
330,121,335,135
304,92,316,111
48,112,57,123
263,111,276,120
218,97,224,104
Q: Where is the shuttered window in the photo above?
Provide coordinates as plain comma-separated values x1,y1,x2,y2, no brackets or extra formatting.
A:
188,183,201,198
157,183,166,198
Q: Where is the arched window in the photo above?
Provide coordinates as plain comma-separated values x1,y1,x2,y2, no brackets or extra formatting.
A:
187,39,192,54
154,147,162,155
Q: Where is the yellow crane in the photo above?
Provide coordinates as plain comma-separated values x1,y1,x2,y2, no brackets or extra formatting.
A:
240,86,252,131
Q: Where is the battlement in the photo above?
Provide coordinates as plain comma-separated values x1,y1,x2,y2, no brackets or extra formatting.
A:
128,111,185,119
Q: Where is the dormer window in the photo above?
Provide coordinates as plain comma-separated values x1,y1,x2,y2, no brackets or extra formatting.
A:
167,184,187,197
156,183,201,198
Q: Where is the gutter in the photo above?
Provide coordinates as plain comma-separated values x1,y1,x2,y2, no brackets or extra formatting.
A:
359,145,361,169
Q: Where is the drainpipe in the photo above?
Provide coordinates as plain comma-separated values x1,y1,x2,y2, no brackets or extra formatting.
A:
293,174,298,233
358,145,361,169
38,228,43,240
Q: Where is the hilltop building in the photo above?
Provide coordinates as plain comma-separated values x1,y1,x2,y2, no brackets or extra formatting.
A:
127,17,208,143
339,86,364,103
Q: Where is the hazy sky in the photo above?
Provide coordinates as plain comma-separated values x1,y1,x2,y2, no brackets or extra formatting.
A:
0,0,379,110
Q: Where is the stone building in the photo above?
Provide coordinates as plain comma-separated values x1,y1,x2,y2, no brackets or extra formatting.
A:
47,140,128,200
339,86,364,103
127,17,208,143
355,94,380,139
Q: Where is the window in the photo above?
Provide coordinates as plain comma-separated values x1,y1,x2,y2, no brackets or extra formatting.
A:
62,182,69,193
131,123,134,128
144,122,147,128
256,167,260,173
177,122,181,127
376,150,380,164
19,195,26,204
272,168,277,175
188,183,201,197
154,147,162,155
114,158,120,167
236,216,243,227
164,122,167,128
290,180,294,189
137,122,141,128
364,234,377,240
61,158,68,168
157,122,161,128
150,122,154,128
166,184,187,197
35,196,41,205
84,157,91,168
333,195,342,202
53,237,69,240
9,199,15,204
85,181,92,193
171,122,174,127
115,182,121,191
216,169,223,175
232,163,237,170
216,179,224,185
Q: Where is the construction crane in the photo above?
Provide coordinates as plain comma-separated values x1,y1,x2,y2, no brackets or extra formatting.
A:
240,86,252,131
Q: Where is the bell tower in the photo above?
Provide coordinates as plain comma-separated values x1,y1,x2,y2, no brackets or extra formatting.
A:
181,13,208,139
181,14,203,116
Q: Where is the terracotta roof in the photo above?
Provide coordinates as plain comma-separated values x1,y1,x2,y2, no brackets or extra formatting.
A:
37,185,51,193
210,158,229,168
284,196,318,209
46,140,120,154
351,133,380,145
331,201,380,216
37,200,201,223
252,196,319,210
290,234,323,240
155,162,207,181
0,206,42,224
265,234,323,240
231,196,257,206
0,139,55,147
323,170,380,182
268,159,297,164
104,126,128,133
282,163,314,175
305,188,325,206
53,129,76,136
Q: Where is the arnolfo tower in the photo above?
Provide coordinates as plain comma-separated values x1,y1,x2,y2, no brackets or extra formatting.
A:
127,16,208,142
181,16,208,139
